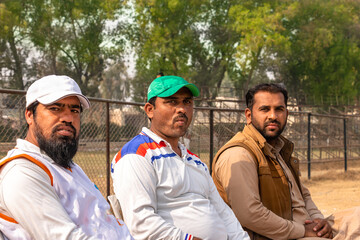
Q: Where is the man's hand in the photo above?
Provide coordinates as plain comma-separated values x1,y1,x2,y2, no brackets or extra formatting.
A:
304,219,333,238
312,218,333,238
193,237,203,240
304,221,318,237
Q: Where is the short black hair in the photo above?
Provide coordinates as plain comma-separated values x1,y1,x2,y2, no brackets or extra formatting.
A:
156,72,164,77
146,97,157,122
26,101,40,116
148,96,157,107
25,101,40,128
246,83,288,110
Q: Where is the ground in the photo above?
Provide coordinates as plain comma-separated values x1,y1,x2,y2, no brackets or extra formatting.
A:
301,162,360,216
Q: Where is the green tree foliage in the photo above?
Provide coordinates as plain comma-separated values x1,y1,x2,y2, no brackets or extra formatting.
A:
0,0,126,97
0,0,31,89
228,0,291,93
129,0,291,104
280,0,360,105
129,0,205,102
129,0,243,105
190,0,242,103
26,0,124,96
2,0,360,106
227,0,360,106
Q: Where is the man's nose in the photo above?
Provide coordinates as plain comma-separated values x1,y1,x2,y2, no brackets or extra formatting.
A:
268,109,277,120
60,109,74,123
176,103,186,112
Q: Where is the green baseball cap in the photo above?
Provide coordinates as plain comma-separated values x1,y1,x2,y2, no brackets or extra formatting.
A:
147,75,200,101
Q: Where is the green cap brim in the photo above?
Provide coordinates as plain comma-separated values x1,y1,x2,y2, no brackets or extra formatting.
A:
148,83,200,101
147,75,200,101
149,83,200,100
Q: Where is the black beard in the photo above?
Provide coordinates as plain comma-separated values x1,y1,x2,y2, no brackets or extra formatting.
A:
250,113,286,143
262,120,285,141
34,122,79,168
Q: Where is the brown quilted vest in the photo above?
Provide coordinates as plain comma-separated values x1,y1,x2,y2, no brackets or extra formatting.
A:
212,124,302,240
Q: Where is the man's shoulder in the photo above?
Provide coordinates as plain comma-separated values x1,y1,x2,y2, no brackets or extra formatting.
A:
0,157,35,173
215,130,257,158
0,157,52,188
217,146,257,166
122,134,153,154
186,149,200,159
114,134,167,162
0,149,42,169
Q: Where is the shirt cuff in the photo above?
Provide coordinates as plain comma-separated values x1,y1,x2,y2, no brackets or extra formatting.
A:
311,213,325,220
289,221,305,239
184,233,194,240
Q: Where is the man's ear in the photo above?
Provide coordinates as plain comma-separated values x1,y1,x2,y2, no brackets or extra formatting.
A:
245,108,252,124
25,109,34,126
144,102,154,120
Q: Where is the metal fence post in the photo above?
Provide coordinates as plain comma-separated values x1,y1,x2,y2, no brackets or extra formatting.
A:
344,118,347,172
209,109,214,174
307,113,311,180
106,102,110,197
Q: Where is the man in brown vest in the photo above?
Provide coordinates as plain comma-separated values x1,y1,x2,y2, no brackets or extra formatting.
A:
212,83,339,239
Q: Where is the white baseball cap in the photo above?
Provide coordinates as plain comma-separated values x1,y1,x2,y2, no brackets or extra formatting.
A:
26,75,90,109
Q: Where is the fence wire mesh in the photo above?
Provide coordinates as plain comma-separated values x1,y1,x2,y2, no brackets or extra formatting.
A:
1,89,360,197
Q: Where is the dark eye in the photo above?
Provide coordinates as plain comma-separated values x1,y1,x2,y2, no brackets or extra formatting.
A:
72,109,80,114
276,107,285,112
49,107,60,111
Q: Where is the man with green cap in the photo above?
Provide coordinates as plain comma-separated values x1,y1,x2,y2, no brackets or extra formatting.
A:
111,76,249,240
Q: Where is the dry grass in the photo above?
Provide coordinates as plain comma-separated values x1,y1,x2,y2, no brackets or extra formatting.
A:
300,161,360,216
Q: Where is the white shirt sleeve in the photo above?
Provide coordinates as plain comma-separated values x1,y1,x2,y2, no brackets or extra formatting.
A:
207,172,250,240
0,159,98,240
112,154,187,240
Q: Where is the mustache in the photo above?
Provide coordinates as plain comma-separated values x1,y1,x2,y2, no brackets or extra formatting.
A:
52,122,77,137
264,120,280,127
173,113,188,122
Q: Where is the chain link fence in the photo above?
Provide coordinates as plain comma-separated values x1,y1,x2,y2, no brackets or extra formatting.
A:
1,89,360,198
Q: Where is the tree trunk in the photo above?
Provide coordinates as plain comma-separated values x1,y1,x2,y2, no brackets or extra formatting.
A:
8,28,24,90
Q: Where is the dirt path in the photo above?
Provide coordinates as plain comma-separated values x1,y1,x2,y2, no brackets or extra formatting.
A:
301,168,360,216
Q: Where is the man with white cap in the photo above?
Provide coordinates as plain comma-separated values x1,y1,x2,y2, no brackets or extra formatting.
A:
0,75,133,239
111,76,250,240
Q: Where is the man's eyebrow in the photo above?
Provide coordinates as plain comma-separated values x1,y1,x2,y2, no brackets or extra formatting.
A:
258,104,270,108
52,103,81,108
52,103,63,107
163,96,193,99
258,104,285,108
163,96,178,99
70,104,81,109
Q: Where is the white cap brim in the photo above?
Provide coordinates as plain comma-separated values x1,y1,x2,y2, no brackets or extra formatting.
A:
37,91,90,109
26,75,91,109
